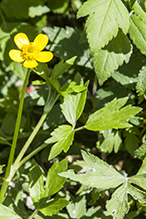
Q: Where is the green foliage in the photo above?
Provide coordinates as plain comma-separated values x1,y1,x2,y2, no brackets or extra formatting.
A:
43,26,92,69
84,97,142,131
60,151,146,219
0,204,22,219
77,0,129,53
77,0,131,84
1,0,49,19
1,0,146,218
47,0,69,14
28,159,68,217
129,14,146,55
46,125,75,159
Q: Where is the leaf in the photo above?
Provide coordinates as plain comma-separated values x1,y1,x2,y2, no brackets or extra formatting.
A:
29,5,50,18
84,97,142,131
112,70,137,86
39,198,69,216
133,0,146,23
45,159,68,197
129,14,146,55
135,143,146,160
128,182,146,203
43,26,92,69
130,174,146,191
0,204,22,219
60,84,88,126
0,165,5,174
1,113,16,135
137,157,146,174
77,0,130,53
66,196,86,219
105,182,129,219
60,151,125,189
1,0,48,19
45,125,75,159
97,130,122,153
0,137,11,146
136,65,146,97
93,30,133,85
47,0,69,14
124,127,140,156
52,56,76,79
29,160,45,207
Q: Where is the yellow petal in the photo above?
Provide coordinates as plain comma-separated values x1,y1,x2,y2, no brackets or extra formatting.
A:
9,49,24,62
34,34,49,51
14,33,30,49
36,51,53,63
23,59,38,68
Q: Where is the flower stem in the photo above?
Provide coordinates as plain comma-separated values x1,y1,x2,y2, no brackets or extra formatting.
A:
17,143,48,170
0,69,30,203
13,112,48,168
12,93,59,177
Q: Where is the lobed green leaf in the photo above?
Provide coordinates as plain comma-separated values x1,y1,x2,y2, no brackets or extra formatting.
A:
60,151,125,189
93,30,133,85
84,97,142,131
105,182,129,219
0,204,22,219
129,14,146,55
77,0,130,53
45,125,75,159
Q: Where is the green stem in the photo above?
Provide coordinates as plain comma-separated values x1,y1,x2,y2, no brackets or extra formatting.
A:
28,209,38,219
13,93,60,174
0,69,30,203
74,126,85,132
13,112,48,168
17,143,48,170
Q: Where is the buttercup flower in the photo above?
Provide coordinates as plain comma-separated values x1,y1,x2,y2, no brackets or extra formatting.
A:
9,33,53,68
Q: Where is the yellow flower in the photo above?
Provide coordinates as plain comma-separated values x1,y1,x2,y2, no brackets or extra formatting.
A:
9,33,53,68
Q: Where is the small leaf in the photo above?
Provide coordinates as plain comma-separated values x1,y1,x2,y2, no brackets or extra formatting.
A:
1,0,47,19
0,204,22,219
136,65,146,97
124,132,140,156
130,174,146,191
61,84,88,126
128,182,146,203
66,196,86,219
60,151,125,189
84,97,142,131
45,159,68,197
52,57,76,79
47,0,69,14
77,0,130,53
129,14,146,55
0,165,5,174
93,30,133,85
45,125,75,159
105,182,129,219
0,137,11,146
133,0,146,23
39,198,69,216
29,5,50,18
29,160,45,206
97,130,122,153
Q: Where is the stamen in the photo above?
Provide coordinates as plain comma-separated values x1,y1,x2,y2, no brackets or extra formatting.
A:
20,43,39,61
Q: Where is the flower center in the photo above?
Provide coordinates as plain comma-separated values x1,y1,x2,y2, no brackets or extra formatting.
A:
21,43,39,60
